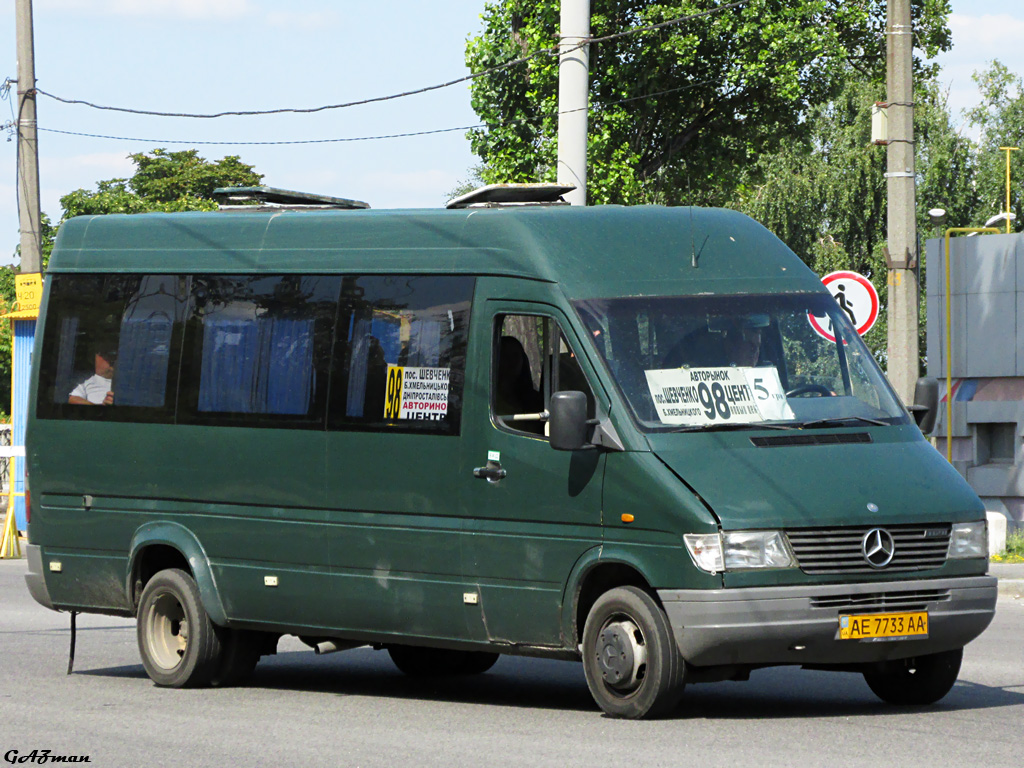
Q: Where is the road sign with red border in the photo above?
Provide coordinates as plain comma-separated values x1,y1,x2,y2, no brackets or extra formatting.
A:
808,270,880,342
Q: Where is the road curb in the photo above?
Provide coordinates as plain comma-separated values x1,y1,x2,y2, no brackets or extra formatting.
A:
998,579,1024,600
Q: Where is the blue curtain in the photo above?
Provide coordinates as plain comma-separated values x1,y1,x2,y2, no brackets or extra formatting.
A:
116,314,173,407
199,316,314,415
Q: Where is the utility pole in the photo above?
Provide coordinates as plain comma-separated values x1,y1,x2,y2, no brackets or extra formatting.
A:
16,0,42,273
557,0,590,206
885,0,917,404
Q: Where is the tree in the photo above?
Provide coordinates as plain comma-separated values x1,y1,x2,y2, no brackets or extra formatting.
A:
465,0,952,207
60,148,262,220
966,61,1024,227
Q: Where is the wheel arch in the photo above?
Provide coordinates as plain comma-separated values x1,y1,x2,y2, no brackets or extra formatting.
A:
561,546,657,649
127,521,228,626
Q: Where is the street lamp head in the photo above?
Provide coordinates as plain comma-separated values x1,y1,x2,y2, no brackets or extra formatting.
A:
928,208,947,228
984,211,1016,228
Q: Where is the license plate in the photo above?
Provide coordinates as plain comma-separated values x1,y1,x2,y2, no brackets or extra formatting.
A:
839,611,928,641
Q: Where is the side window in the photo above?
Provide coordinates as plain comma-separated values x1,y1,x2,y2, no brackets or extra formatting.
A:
36,274,185,422
494,314,595,437
178,275,340,428
329,275,474,435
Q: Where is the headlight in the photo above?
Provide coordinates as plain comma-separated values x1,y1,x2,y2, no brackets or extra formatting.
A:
948,520,988,559
684,531,796,573
722,531,796,570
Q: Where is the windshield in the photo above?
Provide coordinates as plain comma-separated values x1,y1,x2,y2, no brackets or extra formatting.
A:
573,293,908,432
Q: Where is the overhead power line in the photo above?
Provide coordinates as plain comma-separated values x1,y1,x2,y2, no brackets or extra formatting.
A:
27,80,720,147
32,1,748,120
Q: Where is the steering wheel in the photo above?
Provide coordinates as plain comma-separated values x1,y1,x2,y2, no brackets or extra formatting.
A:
785,383,833,398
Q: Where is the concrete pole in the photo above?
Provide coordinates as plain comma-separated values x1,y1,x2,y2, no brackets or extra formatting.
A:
16,0,42,273
557,0,590,206
885,0,917,404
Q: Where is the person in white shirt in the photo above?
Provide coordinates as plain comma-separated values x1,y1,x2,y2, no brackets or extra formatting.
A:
68,349,115,406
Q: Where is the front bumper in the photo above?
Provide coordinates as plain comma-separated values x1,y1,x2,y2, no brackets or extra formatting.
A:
658,575,997,667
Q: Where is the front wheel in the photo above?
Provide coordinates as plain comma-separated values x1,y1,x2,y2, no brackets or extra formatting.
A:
137,568,222,688
862,648,963,705
581,586,685,719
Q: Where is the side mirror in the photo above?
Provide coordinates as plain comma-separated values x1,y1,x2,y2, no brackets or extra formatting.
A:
910,377,938,435
549,391,589,451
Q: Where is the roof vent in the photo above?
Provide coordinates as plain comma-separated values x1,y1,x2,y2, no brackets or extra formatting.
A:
446,183,575,209
213,186,369,210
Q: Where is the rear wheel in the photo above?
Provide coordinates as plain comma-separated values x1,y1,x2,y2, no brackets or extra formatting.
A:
210,629,262,687
137,568,221,688
387,645,499,676
863,648,963,705
581,586,685,719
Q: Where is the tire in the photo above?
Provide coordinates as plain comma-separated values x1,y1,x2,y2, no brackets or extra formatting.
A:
387,645,500,676
136,568,222,688
210,629,262,688
863,648,963,705
581,586,685,719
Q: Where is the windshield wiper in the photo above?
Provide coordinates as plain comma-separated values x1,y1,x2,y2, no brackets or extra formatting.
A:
663,421,801,433
798,415,888,429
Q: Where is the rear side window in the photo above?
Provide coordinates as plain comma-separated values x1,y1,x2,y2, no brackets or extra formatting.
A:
177,275,341,428
36,272,475,435
36,274,185,422
329,275,474,435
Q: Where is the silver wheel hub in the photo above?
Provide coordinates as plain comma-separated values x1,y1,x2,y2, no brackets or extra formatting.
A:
145,592,189,671
596,619,647,693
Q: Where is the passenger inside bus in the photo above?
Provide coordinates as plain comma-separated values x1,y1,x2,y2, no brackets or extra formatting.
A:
68,347,116,406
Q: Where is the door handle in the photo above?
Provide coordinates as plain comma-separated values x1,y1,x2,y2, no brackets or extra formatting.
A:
473,465,507,482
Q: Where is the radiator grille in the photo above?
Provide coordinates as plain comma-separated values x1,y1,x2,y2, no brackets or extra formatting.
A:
786,524,951,575
810,588,952,611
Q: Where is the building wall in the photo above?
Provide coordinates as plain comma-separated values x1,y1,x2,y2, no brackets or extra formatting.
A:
926,232,1024,531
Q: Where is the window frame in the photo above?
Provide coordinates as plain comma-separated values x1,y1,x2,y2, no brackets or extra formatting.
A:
491,312,596,440
35,273,186,425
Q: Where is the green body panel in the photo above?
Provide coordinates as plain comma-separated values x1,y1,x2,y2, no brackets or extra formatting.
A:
323,431,468,640
48,206,823,300
600,450,722,591
30,419,331,627
647,425,983,530
647,424,988,587
458,284,608,647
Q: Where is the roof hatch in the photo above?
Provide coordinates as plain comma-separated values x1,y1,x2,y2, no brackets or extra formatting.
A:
445,183,575,209
212,186,370,210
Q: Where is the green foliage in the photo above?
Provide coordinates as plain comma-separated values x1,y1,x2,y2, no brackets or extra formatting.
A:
446,164,488,202
60,149,263,219
992,529,1024,563
966,61,1024,227
465,0,952,207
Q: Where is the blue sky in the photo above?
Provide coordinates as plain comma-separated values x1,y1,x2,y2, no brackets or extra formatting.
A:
0,0,1021,266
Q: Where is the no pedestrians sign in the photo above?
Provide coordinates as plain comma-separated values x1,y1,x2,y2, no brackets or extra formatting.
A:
808,270,879,342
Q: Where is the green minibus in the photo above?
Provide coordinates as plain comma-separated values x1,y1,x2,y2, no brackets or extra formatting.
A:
24,192,996,718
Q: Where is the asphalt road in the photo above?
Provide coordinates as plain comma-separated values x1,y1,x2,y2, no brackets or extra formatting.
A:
1,559,1022,768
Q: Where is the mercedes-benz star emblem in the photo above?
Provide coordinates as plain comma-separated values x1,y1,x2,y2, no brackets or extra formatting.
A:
862,528,895,568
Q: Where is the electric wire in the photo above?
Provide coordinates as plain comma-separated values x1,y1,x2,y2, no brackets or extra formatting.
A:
30,1,749,120
33,79,721,147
